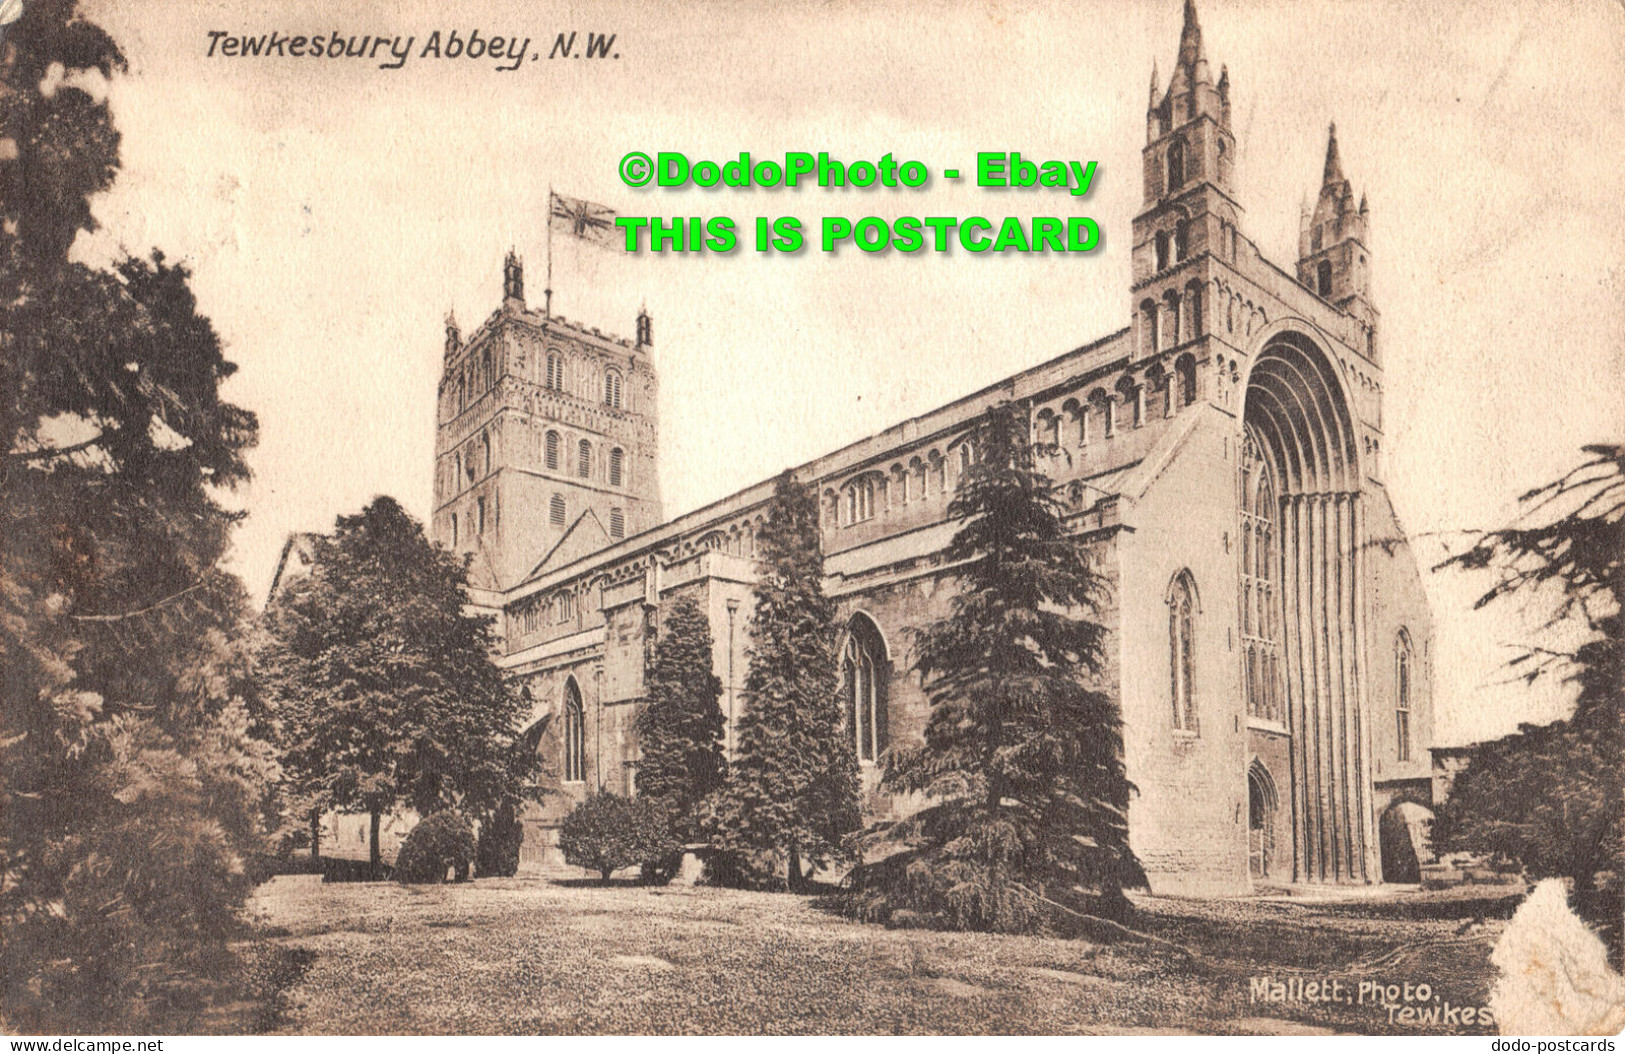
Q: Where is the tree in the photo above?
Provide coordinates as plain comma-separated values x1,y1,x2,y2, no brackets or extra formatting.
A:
707,471,860,892
1432,443,1623,961
1,1,276,1031
257,497,543,868
853,402,1143,932
634,593,726,858
559,793,679,885
394,810,477,884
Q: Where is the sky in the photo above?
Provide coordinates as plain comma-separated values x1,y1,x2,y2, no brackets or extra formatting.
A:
71,0,1625,746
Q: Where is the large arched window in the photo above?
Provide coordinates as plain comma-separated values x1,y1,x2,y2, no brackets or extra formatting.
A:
842,615,888,763
1240,434,1281,723
609,447,624,488
1168,570,1198,732
562,679,585,782
545,430,560,470
604,369,623,409
1395,630,1413,761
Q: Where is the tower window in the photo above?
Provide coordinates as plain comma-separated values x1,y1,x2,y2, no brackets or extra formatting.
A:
477,497,486,535
609,447,624,487
545,353,563,391
545,430,560,471
1396,631,1413,761
1316,260,1333,297
481,433,492,476
1154,231,1170,272
1174,219,1189,262
1167,137,1185,191
451,513,458,546
550,493,565,526
577,439,592,478
610,508,625,539
605,369,623,409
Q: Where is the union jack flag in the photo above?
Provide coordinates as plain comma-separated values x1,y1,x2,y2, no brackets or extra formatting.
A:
549,191,618,250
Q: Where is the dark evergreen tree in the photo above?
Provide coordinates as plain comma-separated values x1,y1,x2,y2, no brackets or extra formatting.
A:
854,401,1143,931
1432,443,1624,962
559,793,680,885
258,497,544,867
634,593,727,846
1,2,277,1031
708,471,860,892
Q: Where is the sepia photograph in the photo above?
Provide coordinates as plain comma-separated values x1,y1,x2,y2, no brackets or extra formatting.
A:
1,0,1622,1038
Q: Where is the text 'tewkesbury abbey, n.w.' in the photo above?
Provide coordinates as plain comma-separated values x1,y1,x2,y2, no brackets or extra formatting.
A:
204,30,620,71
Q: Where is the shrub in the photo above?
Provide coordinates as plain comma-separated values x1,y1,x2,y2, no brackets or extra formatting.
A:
559,793,679,884
393,810,476,884
476,801,525,878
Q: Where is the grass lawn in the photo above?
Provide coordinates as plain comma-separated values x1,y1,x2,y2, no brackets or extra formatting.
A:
239,874,1512,1035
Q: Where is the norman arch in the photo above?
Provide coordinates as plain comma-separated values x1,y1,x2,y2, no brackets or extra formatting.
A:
1240,325,1371,884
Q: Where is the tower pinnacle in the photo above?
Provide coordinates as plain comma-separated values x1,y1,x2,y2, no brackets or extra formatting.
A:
1323,122,1345,186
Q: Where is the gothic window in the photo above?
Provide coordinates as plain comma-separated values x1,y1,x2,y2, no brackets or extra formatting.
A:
482,349,493,391
477,497,486,535
577,439,591,478
842,615,888,763
1174,219,1189,262
609,447,624,487
481,433,492,476
563,680,585,782
1240,436,1282,722
610,508,625,539
456,375,466,413
549,493,565,526
1396,630,1413,761
545,430,560,470
605,369,623,409
1167,137,1185,191
1168,570,1197,732
545,352,563,391
1317,259,1333,297
1154,231,1170,272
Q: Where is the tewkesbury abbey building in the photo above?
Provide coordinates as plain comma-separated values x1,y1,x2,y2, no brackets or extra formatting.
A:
419,1,1436,894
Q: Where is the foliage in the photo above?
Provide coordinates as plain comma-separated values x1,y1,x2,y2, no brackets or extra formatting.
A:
475,800,525,878
1433,443,1623,959
257,497,545,865
394,810,477,884
847,402,1142,932
706,471,861,892
559,793,680,884
634,593,726,855
0,2,278,1033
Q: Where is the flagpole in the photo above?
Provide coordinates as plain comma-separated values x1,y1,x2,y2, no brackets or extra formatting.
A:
544,185,554,318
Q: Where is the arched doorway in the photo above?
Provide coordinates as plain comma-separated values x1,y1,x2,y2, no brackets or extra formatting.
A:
1379,801,1434,884
1247,761,1279,880
1241,330,1373,884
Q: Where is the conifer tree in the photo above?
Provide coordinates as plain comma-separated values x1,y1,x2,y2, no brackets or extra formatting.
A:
862,401,1143,930
258,497,543,867
634,594,727,843
708,471,860,891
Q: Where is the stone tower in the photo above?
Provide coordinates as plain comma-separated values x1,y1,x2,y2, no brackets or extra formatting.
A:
1297,124,1380,360
431,253,662,594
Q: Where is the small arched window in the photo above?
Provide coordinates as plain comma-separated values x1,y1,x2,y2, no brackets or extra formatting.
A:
844,476,877,525
545,352,563,391
1154,231,1170,272
545,430,560,471
481,433,492,476
482,349,493,391
1176,354,1197,409
1395,631,1413,761
454,451,464,487
957,441,975,475
609,508,625,540
1174,219,1189,262
604,369,623,409
842,615,889,763
477,497,487,535
1167,138,1185,191
1141,298,1160,358
549,493,566,526
1163,290,1182,347
563,680,585,782
455,375,466,413
609,447,624,488
1185,279,1204,337
450,513,458,546
577,439,591,478
1317,259,1333,297
1169,571,1198,732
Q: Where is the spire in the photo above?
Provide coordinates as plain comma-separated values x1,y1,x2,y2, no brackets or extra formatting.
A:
1149,61,1160,109
1359,191,1369,215
1217,63,1229,100
443,308,461,360
1178,0,1205,70
1322,122,1345,186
